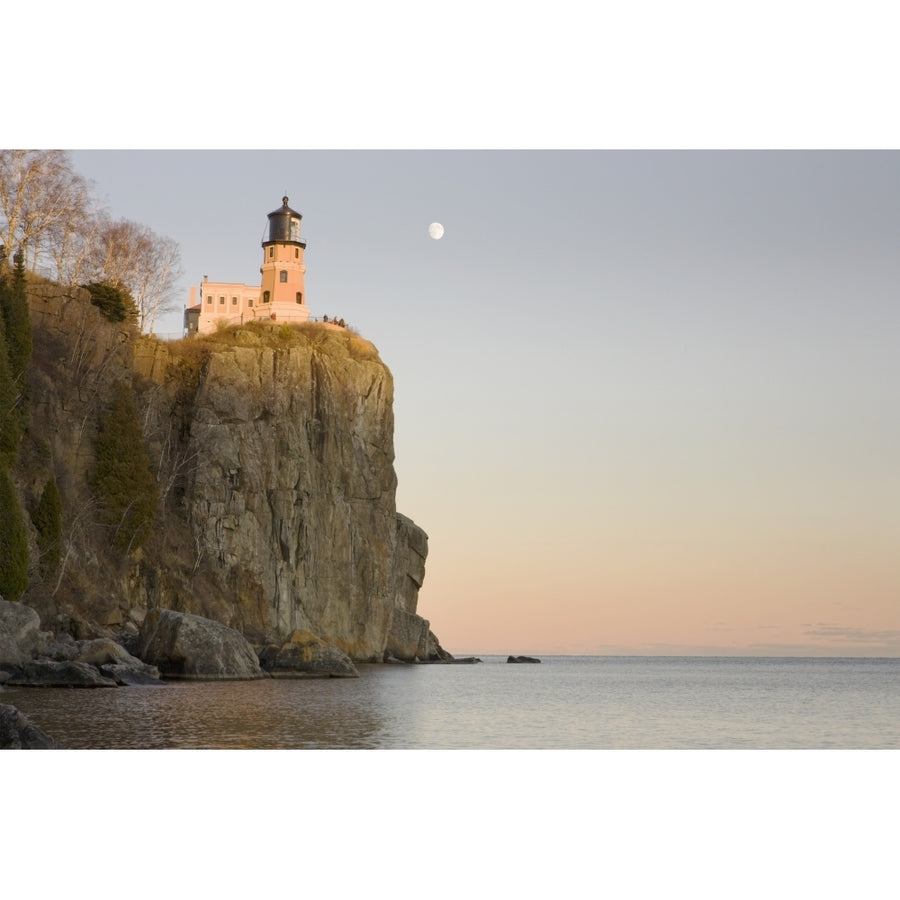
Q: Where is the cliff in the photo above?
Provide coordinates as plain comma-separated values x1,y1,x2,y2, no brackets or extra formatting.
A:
14,282,445,662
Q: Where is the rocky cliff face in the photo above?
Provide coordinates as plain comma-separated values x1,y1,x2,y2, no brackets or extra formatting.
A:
17,285,444,662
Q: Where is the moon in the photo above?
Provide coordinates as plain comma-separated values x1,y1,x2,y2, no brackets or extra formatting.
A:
428,222,444,240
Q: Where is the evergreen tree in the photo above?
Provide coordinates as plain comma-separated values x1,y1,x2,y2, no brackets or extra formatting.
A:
82,281,138,324
32,475,62,578
0,314,20,467
0,250,33,387
0,467,29,601
0,244,7,300
92,380,159,552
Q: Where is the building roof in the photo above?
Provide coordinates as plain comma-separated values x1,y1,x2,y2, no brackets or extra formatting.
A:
268,196,302,219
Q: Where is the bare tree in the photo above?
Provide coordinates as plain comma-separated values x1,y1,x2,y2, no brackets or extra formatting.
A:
132,230,182,334
2,150,184,333
46,189,103,287
0,149,93,273
86,215,183,333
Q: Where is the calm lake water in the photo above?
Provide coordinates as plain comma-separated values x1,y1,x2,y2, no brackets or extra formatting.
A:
2,655,898,749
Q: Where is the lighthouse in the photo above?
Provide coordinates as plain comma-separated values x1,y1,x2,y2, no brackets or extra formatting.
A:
184,196,314,335
259,196,310,323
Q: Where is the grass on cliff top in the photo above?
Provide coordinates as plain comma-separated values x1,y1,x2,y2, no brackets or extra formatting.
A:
170,320,381,363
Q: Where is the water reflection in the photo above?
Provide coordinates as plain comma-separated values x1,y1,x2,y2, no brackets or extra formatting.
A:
2,674,394,749
3,657,898,749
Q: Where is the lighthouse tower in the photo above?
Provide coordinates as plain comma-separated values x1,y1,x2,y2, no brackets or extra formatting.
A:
259,196,310,323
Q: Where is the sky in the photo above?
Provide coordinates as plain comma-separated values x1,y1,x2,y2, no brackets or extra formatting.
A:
63,148,900,657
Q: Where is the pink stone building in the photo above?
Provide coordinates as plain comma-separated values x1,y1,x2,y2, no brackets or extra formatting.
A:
184,197,312,335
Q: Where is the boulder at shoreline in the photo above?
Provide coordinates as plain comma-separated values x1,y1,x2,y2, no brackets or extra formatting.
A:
258,630,359,678
134,608,265,680
1,599,164,687
0,599,41,667
0,703,62,749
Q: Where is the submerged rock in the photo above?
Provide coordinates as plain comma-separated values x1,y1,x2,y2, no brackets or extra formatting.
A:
258,630,359,678
416,656,482,664
0,703,62,749
134,608,264,680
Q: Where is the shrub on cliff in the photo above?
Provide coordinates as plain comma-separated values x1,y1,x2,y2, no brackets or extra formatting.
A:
0,467,29,601
193,320,380,361
82,281,138,324
32,475,62,578
91,380,159,552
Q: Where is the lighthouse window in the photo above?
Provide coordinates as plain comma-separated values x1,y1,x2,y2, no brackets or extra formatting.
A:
268,247,274,258
263,291,270,303
279,270,288,283
294,248,299,258
296,292,303,304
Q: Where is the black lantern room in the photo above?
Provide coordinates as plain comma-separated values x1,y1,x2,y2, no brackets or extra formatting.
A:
264,196,306,247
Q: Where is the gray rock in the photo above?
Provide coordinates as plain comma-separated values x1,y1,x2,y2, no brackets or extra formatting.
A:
6,660,118,687
0,634,26,668
35,631,79,661
385,608,432,662
98,662,163,685
134,608,264,680
259,630,359,678
0,703,62,749
417,656,482,664
74,638,135,666
74,638,163,683
149,342,436,661
0,600,41,663
426,629,453,661
49,613,111,642
507,655,541,664
24,302,450,664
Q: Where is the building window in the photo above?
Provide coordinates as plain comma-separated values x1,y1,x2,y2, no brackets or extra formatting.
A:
279,270,288,283
248,298,253,308
206,296,212,305
263,291,270,303
219,296,225,305
232,296,238,306
296,292,303,305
